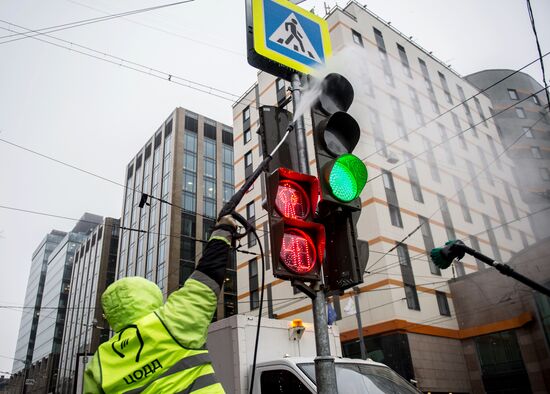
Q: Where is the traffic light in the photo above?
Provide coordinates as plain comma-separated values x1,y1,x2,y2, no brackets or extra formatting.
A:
311,73,368,292
265,168,325,282
311,73,368,212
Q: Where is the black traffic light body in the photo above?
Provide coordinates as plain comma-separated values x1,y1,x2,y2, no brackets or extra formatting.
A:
311,73,369,292
258,106,300,173
265,168,325,282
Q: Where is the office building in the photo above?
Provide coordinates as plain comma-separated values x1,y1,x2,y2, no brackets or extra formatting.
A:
466,69,550,239
12,230,66,374
116,107,237,320
10,213,101,393
56,217,120,393
231,2,535,392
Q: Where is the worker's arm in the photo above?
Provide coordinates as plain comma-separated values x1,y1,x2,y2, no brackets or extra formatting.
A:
156,216,236,348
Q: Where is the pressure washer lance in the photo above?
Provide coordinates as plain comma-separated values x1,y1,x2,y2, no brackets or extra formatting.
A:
217,124,295,239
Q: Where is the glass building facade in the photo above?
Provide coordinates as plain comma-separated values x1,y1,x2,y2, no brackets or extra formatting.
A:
12,230,66,373
56,218,119,393
117,107,237,320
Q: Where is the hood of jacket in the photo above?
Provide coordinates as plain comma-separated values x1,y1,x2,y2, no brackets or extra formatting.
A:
101,276,163,332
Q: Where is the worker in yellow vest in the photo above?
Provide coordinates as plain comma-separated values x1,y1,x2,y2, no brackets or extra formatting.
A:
84,216,238,393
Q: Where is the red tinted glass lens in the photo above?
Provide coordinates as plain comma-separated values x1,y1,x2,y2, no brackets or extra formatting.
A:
275,180,309,220
280,229,316,274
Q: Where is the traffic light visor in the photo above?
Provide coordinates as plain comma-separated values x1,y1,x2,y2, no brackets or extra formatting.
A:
328,154,368,202
280,228,317,274
318,73,355,115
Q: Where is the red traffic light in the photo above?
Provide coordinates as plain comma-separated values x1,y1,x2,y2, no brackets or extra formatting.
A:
266,168,325,282
280,228,317,274
275,180,310,220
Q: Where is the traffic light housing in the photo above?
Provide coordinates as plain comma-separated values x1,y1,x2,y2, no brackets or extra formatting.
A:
311,73,368,292
311,73,368,212
265,168,325,282
430,240,467,269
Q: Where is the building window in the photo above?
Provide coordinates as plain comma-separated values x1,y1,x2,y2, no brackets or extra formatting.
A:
474,97,487,127
404,285,420,311
247,201,256,247
245,150,253,168
494,197,511,239
540,168,550,181
382,170,395,191
523,127,534,138
389,204,403,228
436,291,450,316
508,89,519,100
249,258,259,310
453,176,472,223
373,27,386,52
438,71,453,104
419,216,439,275
531,146,542,159
397,44,412,78
276,78,285,92
532,94,541,105
185,113,198,132
515,107,526,119
243,106,250,122
352,29,363,46
244,127,252,144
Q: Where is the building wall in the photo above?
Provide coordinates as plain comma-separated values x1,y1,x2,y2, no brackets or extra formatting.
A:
449,238,550,393
56,218,119,394
231,1,535,392
407,333,471,392
32,232,86,364
12,230,66,373
117,107,236,319
465,69,550,239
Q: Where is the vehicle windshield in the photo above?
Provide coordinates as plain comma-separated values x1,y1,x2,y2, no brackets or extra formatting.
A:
297,362,419,394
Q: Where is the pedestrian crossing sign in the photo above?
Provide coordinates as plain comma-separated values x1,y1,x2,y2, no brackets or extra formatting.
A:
247,0,332,78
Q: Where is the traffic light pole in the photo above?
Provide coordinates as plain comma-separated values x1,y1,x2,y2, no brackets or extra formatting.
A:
291,73,338,394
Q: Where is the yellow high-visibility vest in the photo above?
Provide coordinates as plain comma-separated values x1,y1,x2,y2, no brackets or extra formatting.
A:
97,311,223,393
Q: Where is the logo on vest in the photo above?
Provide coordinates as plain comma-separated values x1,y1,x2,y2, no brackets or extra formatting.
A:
112,324,145,362
123,359,163,385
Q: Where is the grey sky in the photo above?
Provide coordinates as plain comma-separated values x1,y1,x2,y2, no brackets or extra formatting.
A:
0,0,548,375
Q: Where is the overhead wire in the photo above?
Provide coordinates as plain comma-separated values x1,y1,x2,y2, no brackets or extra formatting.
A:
0,1,195,44
0,22,253,106
63,0,244,57
525,0,550,107
365,112,548,273
358,51,550,164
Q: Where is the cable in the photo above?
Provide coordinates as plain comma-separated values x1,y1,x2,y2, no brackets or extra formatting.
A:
248,228,265,394
365,106,548,273
0,1,195,44
525,0,550,107
0,22,252,106
64,0,244,57
365,85,548,186
359,51,550,164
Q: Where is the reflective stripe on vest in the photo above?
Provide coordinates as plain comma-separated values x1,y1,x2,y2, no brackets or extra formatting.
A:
97,312,219,393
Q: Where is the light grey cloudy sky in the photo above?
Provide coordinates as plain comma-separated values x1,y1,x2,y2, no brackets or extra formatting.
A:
0,0,548,375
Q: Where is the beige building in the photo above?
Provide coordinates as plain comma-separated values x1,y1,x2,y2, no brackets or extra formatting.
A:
231,1,535,392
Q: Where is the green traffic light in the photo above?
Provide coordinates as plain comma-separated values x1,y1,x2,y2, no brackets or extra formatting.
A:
328,154,368,202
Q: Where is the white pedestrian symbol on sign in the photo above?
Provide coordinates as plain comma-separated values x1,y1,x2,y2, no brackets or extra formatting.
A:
269,13,321,63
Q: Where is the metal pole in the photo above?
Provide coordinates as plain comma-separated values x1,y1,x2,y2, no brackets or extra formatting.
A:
353,287,367,360
291,73,310,174
291,72,337,394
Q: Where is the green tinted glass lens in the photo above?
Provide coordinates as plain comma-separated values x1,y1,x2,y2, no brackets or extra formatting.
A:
328,154,368,202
